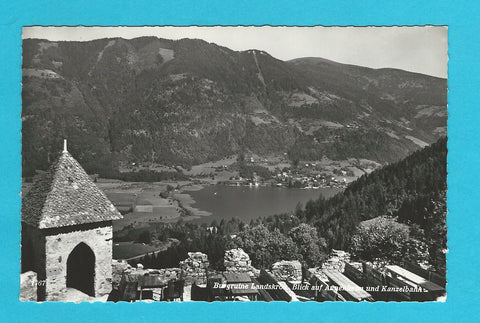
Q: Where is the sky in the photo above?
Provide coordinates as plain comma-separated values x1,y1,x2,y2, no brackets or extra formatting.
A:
23,26,448,78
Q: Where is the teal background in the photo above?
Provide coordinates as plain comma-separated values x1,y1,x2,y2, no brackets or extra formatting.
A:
0,0,478,322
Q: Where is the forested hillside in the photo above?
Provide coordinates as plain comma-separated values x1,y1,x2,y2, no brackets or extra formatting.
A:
296,137,447,272
22,37,446,176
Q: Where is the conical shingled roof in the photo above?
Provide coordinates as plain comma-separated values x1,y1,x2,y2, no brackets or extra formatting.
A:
22,150,122,229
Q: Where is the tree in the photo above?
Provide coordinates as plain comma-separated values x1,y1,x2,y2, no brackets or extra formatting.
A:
228,224,300,268
288,224,327,267
423,193,447,274
350,217,429,266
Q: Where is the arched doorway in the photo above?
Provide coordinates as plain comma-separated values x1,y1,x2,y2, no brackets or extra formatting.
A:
66,242,95,296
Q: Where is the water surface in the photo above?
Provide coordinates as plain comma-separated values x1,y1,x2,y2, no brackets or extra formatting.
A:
188,185,342,224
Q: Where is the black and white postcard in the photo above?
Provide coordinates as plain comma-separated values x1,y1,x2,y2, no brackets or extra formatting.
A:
20,26,447,302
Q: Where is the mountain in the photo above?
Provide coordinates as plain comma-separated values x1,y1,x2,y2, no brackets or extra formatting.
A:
21,37,447,176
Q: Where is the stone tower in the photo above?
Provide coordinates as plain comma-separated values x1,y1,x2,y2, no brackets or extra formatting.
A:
21,141,122,301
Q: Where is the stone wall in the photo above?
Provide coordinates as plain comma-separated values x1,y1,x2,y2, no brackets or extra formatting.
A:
112,259,132,290
125,267,182,282
224,248,255,275
306,249,353,282
44,222,114,301
113,259,182,288
20,271,37,302
321,249,351,273
271,260,302,282
180,252,209,283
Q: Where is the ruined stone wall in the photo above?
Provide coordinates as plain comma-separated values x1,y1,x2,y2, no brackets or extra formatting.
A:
44,222,113,301
20,271,37,302
224,248,255,275
321,249,351,273
180,252,209,284
306,249,353,283
271,260,302,282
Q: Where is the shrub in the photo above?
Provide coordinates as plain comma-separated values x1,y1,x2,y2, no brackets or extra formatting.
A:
350,216,429,265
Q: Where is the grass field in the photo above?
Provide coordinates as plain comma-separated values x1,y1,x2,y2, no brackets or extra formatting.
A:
113,207,181,231
105,192,136,207
99,181,187,230
184,155,237,176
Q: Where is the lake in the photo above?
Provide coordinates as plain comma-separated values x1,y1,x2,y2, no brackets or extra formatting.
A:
188,185,342,224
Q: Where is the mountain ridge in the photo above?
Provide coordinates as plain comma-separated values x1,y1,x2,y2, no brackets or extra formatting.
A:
24,37,447,79
289,56,447,80
22,37,447,176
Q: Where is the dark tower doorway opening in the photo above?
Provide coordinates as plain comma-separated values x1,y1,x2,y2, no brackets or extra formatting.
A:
66,242,95,296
